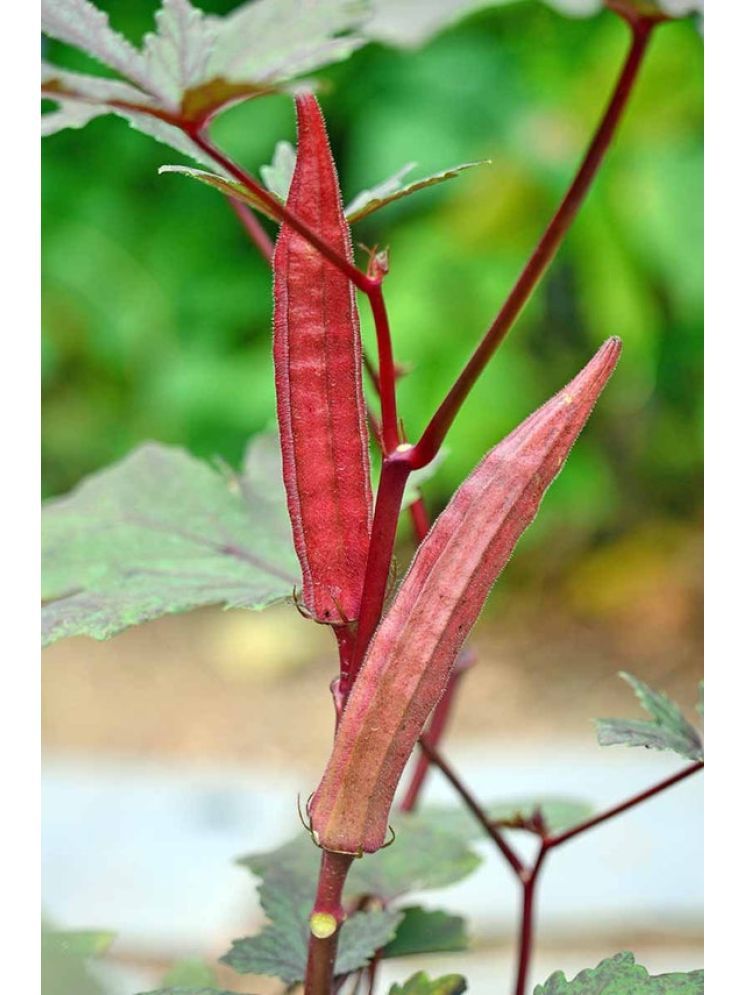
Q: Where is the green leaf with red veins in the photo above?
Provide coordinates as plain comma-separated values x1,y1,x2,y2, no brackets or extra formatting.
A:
273,93,372,625
310,338,622,853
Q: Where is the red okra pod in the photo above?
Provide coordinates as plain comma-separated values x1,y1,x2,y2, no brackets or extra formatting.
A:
309,338,622,854
273,93,372,625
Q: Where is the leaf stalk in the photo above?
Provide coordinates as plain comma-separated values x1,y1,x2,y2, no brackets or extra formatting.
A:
410,17,655,470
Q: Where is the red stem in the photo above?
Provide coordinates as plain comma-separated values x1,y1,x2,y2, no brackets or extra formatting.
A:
545,759,704,850
410,19,654,470
341,454,412,697
418,739,526,878
227,197,275,264
367,281,400,454
425,741,702,995
190,128,374,293
513,844,549,995
407,495,430,544
304,850,355,995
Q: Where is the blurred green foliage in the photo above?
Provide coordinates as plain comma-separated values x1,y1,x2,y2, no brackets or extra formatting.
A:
42,1,702,574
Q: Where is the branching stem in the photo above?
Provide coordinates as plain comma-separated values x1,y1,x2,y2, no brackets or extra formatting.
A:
410,18,655,469
191,129,374,293
424,742,703,995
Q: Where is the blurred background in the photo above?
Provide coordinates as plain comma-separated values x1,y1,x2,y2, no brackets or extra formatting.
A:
42,1,703,992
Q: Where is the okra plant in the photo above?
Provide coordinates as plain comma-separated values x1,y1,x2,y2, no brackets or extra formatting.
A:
41,1,703,994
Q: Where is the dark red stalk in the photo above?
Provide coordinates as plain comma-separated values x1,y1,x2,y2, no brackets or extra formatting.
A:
340,15,655,710
417,738,525,877
304,850,355,995
512,845,549,995
545,759,704,850
190,127,375,294
410,19,654,470
227,197,275,264
340,452,412,697
424,742,703,995
367,280,400,454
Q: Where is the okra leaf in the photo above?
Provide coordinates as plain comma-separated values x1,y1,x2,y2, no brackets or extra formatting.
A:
345,160,490,224
226,832,403,982
534,952,704,994
347,812,482,900
223,895,401,982
381,906,468,959
158,165,283,220
335,908,404,974
238,815,481,908
595,673,703,761
42,0,367,162
260,140,297,202
41,928,115,995
424,797,594,839
388,973,468,995
42,433,300,646
228,813,481,982
164,157,488,229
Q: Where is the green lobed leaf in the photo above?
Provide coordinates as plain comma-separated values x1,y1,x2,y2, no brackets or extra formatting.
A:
335,908,404,975
533,952,704,994
226,814,481,982
346,812,482,900
596,673,703,762
142,0,217,109
345,161,490,223
42,0,368,162
381,906,468,959
223,900,401,983
388,972,468,995
42,432,300,645
239,812,482,907
225,831,402,982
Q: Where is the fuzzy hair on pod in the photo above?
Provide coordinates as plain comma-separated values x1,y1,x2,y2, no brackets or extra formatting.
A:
273,92,372,625
309,337,622,853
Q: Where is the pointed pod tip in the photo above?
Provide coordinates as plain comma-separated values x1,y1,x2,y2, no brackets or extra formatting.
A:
294,88,319,112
